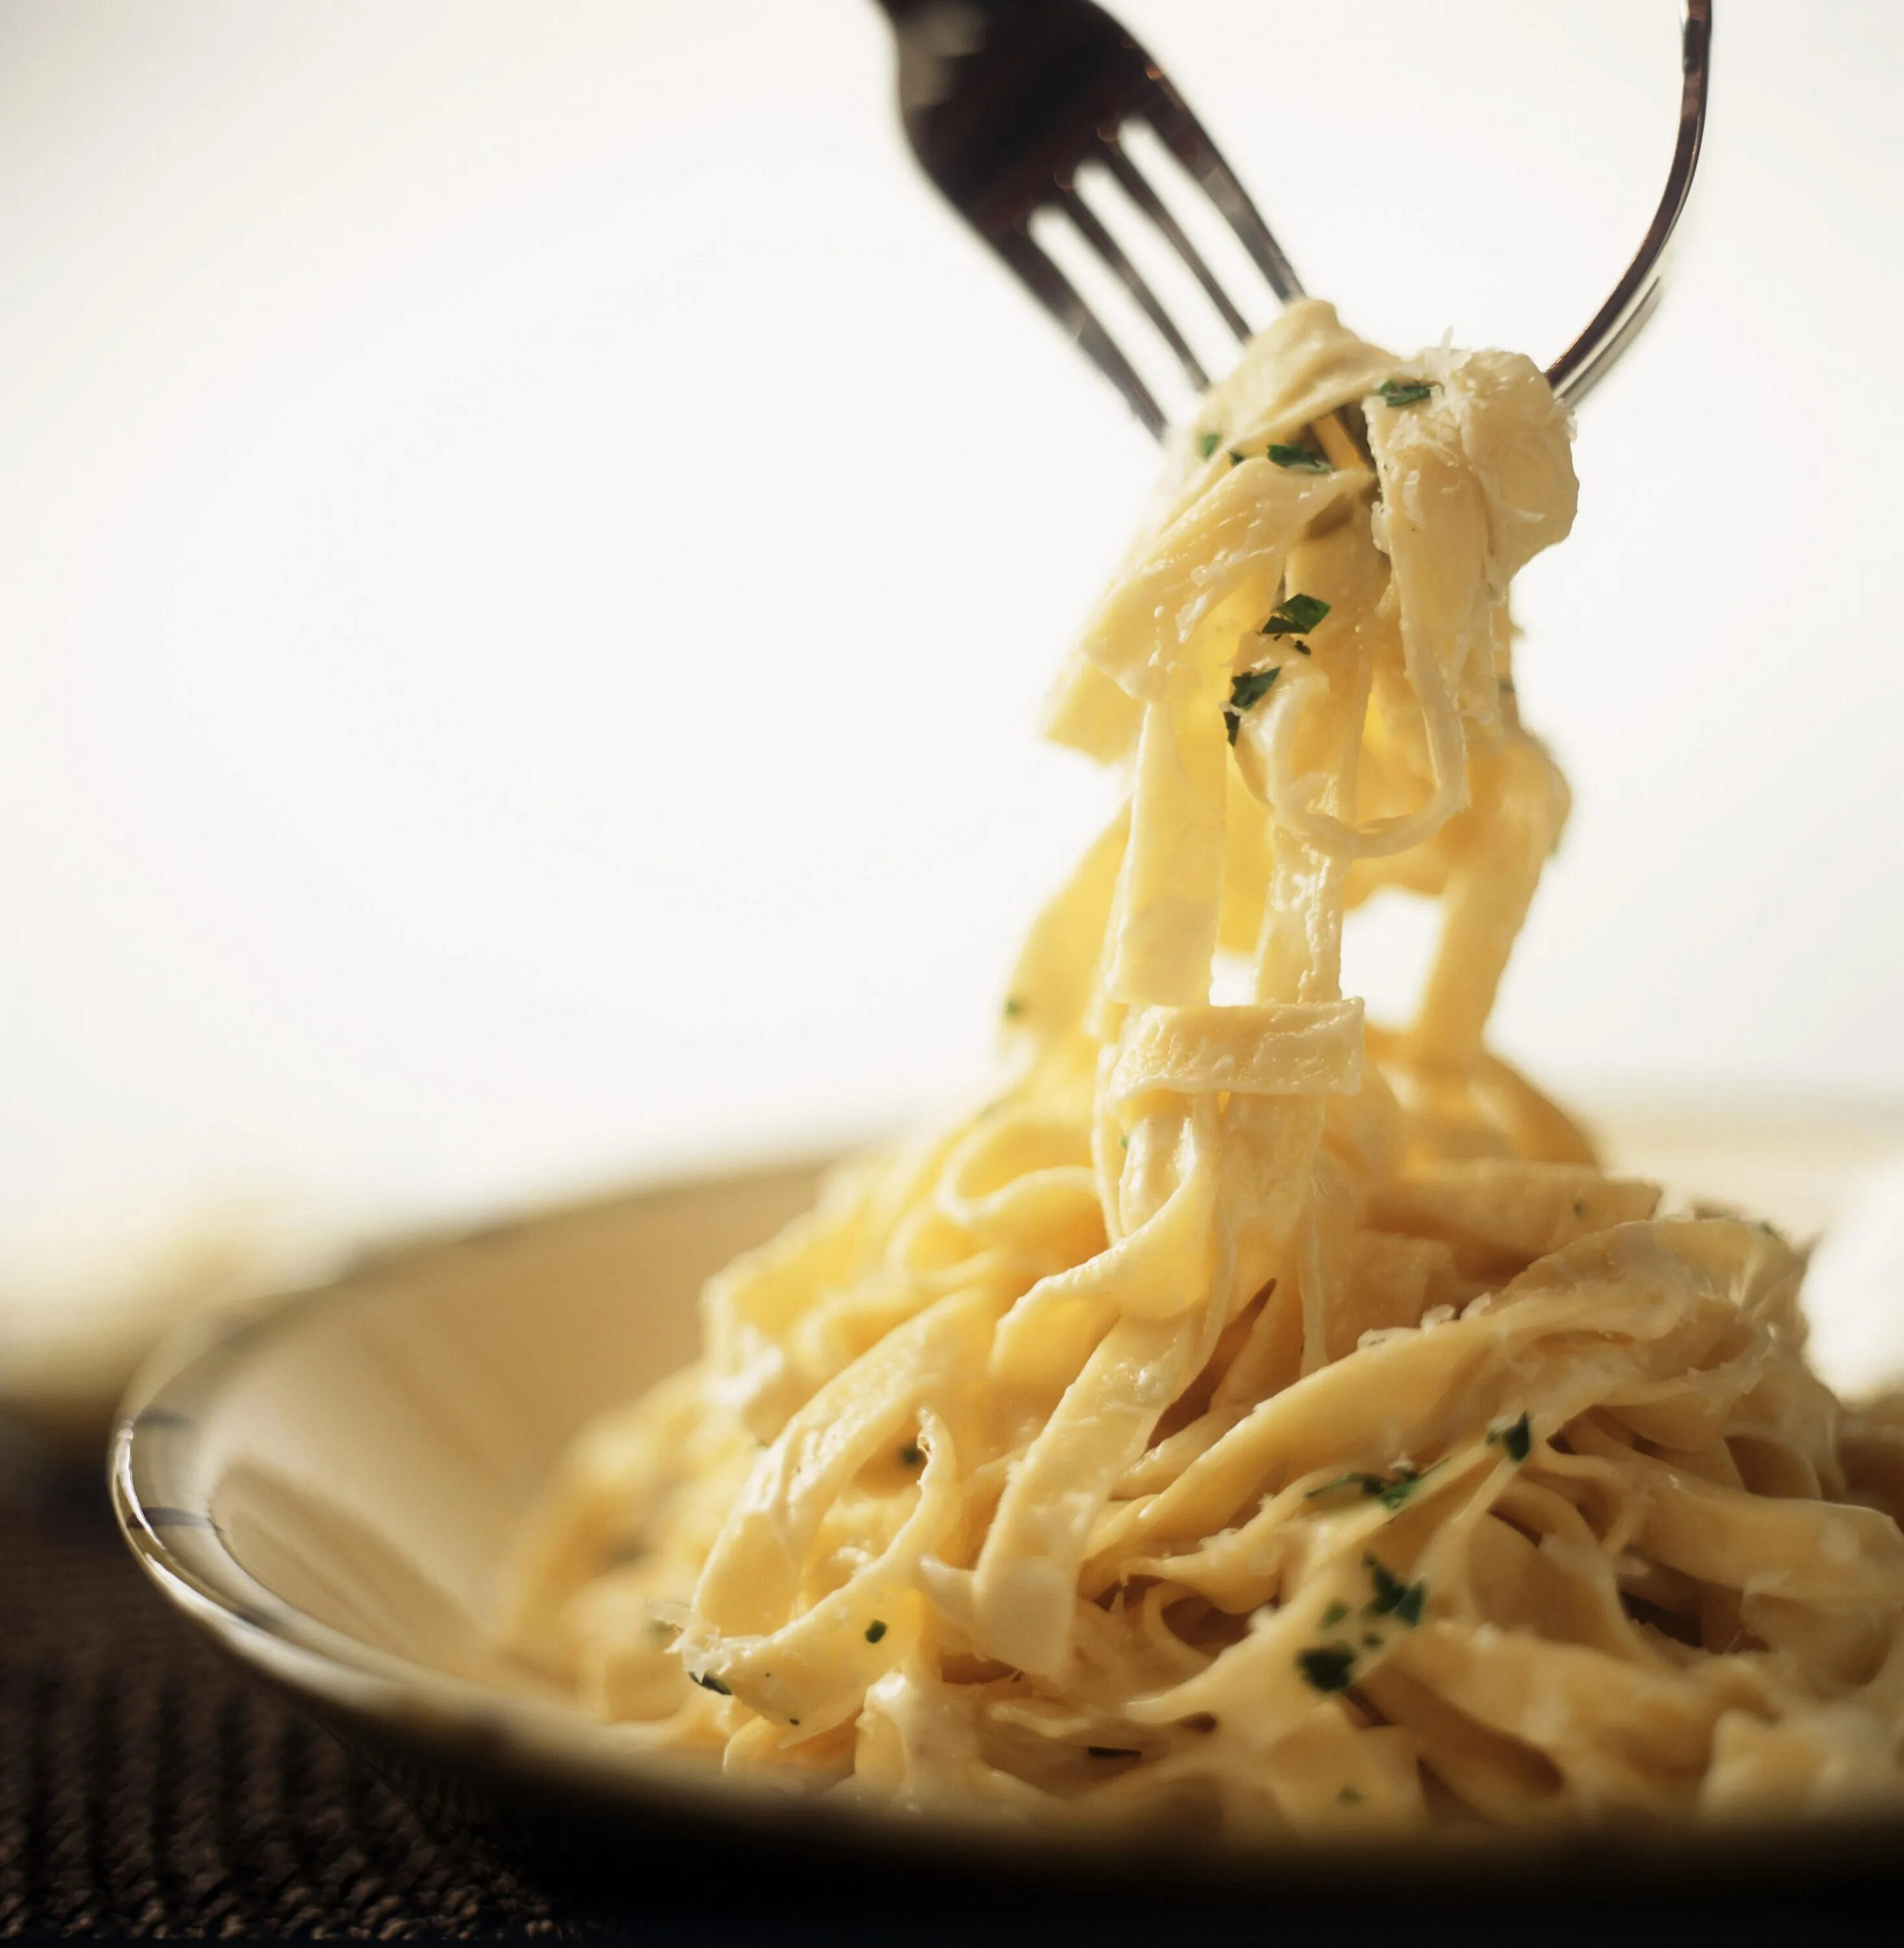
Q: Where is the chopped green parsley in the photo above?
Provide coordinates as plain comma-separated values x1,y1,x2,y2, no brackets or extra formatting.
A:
1308,1470,1385,1501
1307,1464,1436,1511
1262,593,1331,638
1197,430,1222,460
865,1619,888,1644
1376,1465,1437,1510
1486,1412,1533,1462
692,1671,731,1695
1297,1645,1357,1693
1321,1600,1349,1627
1267,442,1331,473
1373,377,1436,408
1364,1555,1427,1627
1338,1785,1364,1804
1003,996,1025,1019
1223,666,1279,743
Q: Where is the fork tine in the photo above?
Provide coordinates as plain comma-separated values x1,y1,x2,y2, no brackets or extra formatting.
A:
1144,92,1305,306
1097,133,1250,342
1052,181,1209,391
995,225,1165,438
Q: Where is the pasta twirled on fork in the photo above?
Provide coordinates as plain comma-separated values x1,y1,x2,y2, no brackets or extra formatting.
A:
504,303,1904,1832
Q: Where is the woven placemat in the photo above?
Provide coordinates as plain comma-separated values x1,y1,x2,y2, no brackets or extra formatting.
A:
0,1429,592,1941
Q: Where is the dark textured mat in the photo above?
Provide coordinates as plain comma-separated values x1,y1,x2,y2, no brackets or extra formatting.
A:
0,1430,584,1941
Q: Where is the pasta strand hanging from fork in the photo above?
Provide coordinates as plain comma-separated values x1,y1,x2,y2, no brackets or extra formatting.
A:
504,303,1904,1833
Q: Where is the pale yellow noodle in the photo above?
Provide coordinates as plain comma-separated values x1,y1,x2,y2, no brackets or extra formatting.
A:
501,302,1904,1833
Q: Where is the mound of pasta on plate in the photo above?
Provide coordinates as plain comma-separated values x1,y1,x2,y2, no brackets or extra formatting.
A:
505,303,1904,1832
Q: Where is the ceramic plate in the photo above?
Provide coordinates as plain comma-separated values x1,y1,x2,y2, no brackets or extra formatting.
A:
111,1103,1904,1931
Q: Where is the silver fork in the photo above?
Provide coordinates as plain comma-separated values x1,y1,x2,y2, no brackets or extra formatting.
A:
872,0,1712,435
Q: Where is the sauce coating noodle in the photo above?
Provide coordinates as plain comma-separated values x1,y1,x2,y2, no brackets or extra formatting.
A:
505,305,1904,1830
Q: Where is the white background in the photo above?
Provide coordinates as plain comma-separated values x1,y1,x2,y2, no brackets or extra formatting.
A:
1,0,1900,1266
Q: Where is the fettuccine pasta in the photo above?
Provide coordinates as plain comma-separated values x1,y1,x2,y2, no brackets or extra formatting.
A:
504,303,1904,1832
